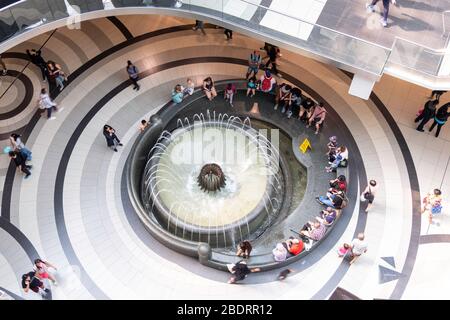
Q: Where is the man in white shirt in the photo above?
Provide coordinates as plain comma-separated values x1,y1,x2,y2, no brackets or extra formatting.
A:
350,233,368,264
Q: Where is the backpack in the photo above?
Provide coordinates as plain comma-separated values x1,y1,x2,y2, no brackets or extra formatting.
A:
261,76,273,92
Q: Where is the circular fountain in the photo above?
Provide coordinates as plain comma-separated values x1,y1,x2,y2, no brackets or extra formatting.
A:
142,112,284,247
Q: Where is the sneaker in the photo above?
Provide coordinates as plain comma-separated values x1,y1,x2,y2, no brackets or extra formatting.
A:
380,18,387,27
2,69,6,75
24,174,31,179
52,280,58,286
49,116,56,120
114,148,118,152
366,3,375,13
137,86,140,91
274,104,278,110
59,85,64,91
416,128,424,132
315,197,324,205
281,107,286,113
118,143,123,146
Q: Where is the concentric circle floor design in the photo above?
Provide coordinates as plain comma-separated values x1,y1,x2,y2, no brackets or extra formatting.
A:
0,15,446,300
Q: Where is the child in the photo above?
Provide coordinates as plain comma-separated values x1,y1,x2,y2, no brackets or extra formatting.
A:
139,119,148,132
224,83,236,106
247,76,256,97
172,84,184,104
183,78,195,96
337,243,350,257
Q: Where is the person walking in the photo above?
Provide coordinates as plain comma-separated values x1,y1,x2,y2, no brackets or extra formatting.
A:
34,259,58,286
429,103,450,137
9,150,32,179
415,99,439,132
277,269,294,281
366,0,397,27
360,180,378,213
430,90,447,101
224,28,233,40
103,125,123,152
47,61,66,91
264,44,282,77
39,88,59,120
246,50,262,79
10,133,32,161
26,49,48,81
227,260,260,284
22,272,50,299
192,20,206,35
422,189,443,224
349,233,368,265
126,60,140,91
0,54,7,75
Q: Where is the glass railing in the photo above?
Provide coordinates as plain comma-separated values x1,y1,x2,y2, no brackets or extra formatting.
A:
0,0,449,85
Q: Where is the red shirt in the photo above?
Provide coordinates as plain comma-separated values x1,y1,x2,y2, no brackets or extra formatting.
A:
289,241,304,255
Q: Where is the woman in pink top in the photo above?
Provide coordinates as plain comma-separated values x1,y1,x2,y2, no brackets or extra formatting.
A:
34,259,58,285
307,102,326,134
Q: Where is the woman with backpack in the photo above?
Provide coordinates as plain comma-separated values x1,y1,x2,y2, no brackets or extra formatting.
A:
329,175,347,193
428,103,450,138
360,180,377,213
415,99,439,132
246,50,262,79
259,69,276,93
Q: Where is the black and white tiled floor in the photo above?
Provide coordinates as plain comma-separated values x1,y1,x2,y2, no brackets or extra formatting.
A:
0,15,449,300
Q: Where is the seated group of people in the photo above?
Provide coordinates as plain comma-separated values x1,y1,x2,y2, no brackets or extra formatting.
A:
325,136,349,172
171,78,195,104
273,82,327,134
316,175,348,209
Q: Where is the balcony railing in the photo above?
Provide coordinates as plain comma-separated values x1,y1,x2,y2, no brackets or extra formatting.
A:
0,0,449,88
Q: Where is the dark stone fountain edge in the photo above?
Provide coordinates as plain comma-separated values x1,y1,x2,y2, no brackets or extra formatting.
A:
124,79,361,271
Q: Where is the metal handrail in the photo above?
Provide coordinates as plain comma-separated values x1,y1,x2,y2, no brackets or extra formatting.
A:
240,0,391,50
1,0,450,79
0,0,26,12
442,10,450,37
243,0,450,77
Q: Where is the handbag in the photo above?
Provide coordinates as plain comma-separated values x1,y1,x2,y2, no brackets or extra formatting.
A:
416,108,423,117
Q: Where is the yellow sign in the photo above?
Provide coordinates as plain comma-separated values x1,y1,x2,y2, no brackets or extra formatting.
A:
299,138,311,153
